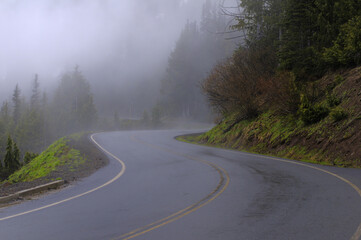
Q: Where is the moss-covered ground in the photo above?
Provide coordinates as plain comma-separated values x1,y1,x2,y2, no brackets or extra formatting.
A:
7,134,87,183
0,132,108,197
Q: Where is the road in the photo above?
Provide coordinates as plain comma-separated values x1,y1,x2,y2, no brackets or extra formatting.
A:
1,130,361,240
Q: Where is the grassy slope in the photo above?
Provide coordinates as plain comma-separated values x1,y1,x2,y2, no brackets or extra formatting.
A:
7,134,86,183
180,67,361,168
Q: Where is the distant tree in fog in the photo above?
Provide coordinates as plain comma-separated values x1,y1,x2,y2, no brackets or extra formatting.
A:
13,76,45,154
160,0,236,121
51,66,97,136
12,84,21,124
161,20,201,119
30,74,40,110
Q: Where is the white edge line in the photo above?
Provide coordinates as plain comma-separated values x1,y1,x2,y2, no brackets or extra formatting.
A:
0,133,126,221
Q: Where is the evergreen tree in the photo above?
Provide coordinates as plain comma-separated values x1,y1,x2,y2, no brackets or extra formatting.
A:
4,135,13,171
323,16,361,66
12,84,21,124
1,101,10,122
15,108,45,154
13,75,47,153
160,21,201,118
51,65,97,136
160,8,235,121
23,152,38,165
30,74,40,110
41,92,48,109
278,0,317,79
233,0,361,79
0,101,12,134
13,142,20,170
3,136,20,173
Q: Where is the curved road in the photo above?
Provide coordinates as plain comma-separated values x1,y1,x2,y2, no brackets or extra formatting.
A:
1,130,361,240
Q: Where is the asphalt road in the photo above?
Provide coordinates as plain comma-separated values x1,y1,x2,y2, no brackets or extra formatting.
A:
1,130,361,240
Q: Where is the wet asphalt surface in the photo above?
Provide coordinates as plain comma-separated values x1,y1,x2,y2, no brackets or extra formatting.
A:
0,130,361,240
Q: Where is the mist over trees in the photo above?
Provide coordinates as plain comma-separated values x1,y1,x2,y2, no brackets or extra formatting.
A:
0,66,98,179
160,0,237,121
51,66,97,137
0,0,206,118
0,0,242,179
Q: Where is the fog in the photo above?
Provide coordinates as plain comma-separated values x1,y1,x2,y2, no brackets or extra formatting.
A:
0,0,239,163
0,0,205,112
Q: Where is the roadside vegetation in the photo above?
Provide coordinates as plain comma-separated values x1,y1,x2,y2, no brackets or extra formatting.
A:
193,0,361,167
0,67,98,181
0,132,107,196
7,137,79,183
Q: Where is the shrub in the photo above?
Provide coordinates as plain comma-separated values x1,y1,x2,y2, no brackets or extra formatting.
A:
327,93,341,107
300,106,329,125
330,107,348,122
202,44,277,119
299,95,329,124
326,75,344,92
323,16,361,67
23,152,39,164
264,71,300,115
0,168,11,181
335,75,344,84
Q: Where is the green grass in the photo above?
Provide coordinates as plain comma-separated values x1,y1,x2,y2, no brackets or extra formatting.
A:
178,132,333,166
177,110,356,167
7,135,86,183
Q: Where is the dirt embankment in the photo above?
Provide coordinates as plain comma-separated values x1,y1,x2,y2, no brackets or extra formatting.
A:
182,67,361,167
0,133,108,197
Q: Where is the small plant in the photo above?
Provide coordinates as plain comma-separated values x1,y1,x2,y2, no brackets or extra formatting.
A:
327,93,341,107
335,75,344,84
23,152,39,164
299,94,329,125
330,107,348,122
326,75,345,92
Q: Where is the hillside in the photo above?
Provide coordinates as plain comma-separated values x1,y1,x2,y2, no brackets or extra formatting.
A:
181,67,361,167
0,133,107,197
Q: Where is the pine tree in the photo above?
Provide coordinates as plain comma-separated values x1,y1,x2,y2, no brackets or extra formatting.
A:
12,84,21,124
41,92,48,109
160,21,202,118
3,135,21,173
4,135,13,170
30,74,40,110
51,65,97,135
13,142,20,170
1,101,10,121
23,152,38,165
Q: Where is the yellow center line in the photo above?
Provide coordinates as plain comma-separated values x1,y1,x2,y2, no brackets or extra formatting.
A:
0,133,126,221
124,134,361,240
2,131,360,240
112,135,230,240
